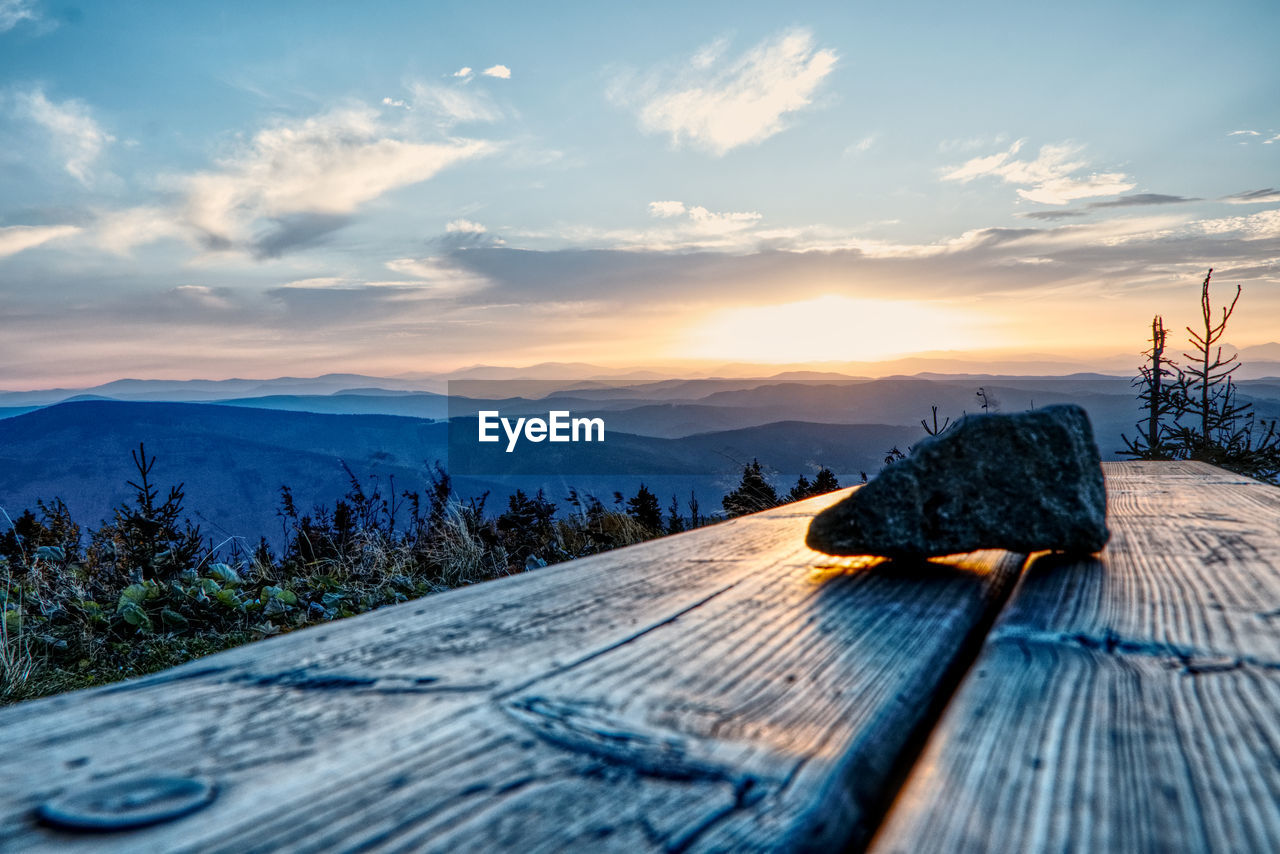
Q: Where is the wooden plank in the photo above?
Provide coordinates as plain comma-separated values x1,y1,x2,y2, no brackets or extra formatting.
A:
872,461,1280,853
0,489,1024,853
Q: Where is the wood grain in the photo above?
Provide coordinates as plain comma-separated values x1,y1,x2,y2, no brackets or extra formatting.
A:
872,461,1280,854
0,488,1023,853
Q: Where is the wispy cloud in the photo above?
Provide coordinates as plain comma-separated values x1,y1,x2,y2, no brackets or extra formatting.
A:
648,200,686,218
1223,188,1280,205
407,81,501,125
381,96,409,109
446,218,486,234
942,139,1134,205
176,106,494,257
843,134,876,156
384,255,490,291
0,0,38,32
1088,193,1196,209
1019,210,1089,221
1228,129,1261,136
481,65,511,79
638,199,762,239
0,224,81,258
93,206,189,254
452,67,474,80
15,88,114,184
626,28,838,156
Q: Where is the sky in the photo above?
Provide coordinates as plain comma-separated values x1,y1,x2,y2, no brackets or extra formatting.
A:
1,0,1278,388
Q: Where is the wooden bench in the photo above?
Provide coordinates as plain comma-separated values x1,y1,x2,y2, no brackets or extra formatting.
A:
1,461,1277,852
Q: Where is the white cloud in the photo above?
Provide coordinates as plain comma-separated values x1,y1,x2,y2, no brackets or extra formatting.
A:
1017,174,1138,205
645,200,760,234
1228,130,1260,136
93,206,190,254
938,134,1009,153
1223,189,1280,205
408,81,501,125
177,106,494,254
1193,208,1280,240
446,218,486,234
648,200,686,218
170,285,235,310
843,134,876,156
481,65,511,79
452,67,474,79
385,256,489,291
382,97,410,109
278,277,352,289
942,139,1134,205
0,224,81,258
684,205,762,235
0,0,37,32
631,28,838,156
552,201,765,251
1266,134,1280,145
16,88,114,184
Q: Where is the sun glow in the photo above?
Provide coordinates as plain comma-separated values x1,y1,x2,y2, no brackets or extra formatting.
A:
679,295,994,363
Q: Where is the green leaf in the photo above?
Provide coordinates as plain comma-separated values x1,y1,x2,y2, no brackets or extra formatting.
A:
213,588,241,608
118,601,152,631
198,578,221,595
207,564,242,586
118,583,149,608
261,586,297,606
160,608,189,630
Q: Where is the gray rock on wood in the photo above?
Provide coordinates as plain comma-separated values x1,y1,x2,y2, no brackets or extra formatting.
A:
806,404,1109,558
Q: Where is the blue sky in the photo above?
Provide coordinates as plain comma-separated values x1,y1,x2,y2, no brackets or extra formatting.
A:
1,0,1278,387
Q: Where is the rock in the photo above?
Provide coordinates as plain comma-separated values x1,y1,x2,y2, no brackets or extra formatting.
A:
806,404,1109,558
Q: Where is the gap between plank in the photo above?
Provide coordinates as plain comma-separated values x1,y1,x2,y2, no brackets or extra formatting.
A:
848,552,1033,853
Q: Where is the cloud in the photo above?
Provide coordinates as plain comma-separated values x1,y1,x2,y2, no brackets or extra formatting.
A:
15,88,114,184
408,81,501,125
1087,193,1197,208
942,139,1134,205
0,0,37,32
452,67,474,80
684,204,762,235
628,28,838,156
1019,210,1089,221
446,218,487,234
382,97,410,109
93,206,189,254
1228,129,1261,136
937,134,1009,153
384,255,490,291
648,200,686,218
481,65,511,79
0,224,81,258
178,106,494,256
1223,188,1280,205
843,134,876,156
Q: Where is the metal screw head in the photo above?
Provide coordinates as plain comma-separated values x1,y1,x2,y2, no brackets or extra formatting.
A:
37,776,217,832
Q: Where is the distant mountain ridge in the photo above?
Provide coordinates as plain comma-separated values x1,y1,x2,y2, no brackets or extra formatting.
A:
0,401,913,546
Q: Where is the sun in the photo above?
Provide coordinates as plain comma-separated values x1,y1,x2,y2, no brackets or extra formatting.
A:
678,295,993,363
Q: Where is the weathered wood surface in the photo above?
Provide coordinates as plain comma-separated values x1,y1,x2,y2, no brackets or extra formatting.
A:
0,489,1024,853
872,461,1280,853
